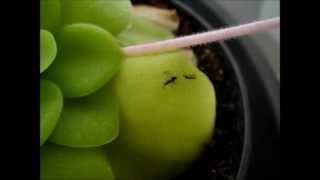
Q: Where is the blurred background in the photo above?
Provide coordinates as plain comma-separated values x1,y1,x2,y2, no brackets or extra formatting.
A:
208,0,280,81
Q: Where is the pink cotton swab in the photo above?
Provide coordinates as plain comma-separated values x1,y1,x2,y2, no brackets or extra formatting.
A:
123,17,280,56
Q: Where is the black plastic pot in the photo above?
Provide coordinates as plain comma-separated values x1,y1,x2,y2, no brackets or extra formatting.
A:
169,1,280,180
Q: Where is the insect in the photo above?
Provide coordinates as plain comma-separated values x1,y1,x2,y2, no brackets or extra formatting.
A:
164,76,177,86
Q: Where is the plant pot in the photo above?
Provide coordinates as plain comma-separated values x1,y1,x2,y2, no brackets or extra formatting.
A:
167,1,280,180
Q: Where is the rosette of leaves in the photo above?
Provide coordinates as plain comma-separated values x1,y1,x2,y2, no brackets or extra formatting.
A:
40,0,133,179
40,0,132,147
40,1,214,180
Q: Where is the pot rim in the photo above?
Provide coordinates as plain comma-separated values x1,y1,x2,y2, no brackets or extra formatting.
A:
169,1,280,179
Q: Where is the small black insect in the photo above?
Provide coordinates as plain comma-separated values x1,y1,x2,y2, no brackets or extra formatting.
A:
184,74,196,80
164,76,177,86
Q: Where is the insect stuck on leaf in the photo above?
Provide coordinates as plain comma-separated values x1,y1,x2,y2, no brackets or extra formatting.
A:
164,76,177,86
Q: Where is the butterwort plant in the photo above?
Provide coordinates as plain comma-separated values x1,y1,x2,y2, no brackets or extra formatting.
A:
40,0,217,179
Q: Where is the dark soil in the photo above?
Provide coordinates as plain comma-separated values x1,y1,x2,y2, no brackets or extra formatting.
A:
132,1,245,180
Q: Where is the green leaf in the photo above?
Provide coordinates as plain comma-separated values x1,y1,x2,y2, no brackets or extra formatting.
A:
44,23,123,98
41,143,114,180
117,15,174,46
40,79,63,146
49,84,119,148
61,0,132,35
40,0,61,31
40,30,57,73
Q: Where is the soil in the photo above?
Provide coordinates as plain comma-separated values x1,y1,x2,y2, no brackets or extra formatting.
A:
132,1,245,180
